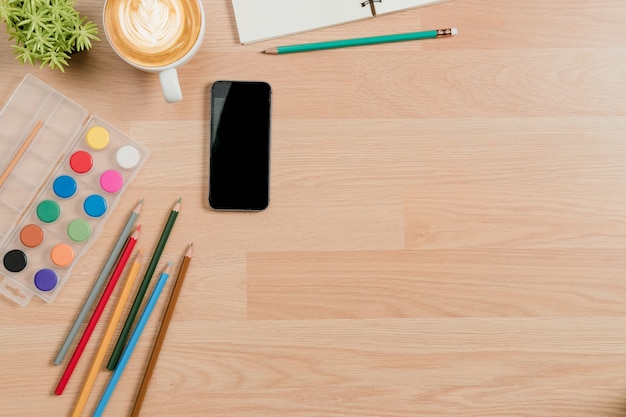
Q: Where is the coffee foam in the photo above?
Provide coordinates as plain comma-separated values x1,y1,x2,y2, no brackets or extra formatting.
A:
105,0,202,68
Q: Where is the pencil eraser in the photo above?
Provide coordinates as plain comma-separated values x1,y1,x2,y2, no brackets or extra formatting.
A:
451,28,458,36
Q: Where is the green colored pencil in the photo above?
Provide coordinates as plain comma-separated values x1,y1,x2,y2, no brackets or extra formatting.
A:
106,197,181,370
263,28,457,55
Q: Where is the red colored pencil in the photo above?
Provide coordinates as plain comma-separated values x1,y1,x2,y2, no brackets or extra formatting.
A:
54,225,141,395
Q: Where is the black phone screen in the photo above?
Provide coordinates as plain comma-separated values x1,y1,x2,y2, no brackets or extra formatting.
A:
209,81,271,210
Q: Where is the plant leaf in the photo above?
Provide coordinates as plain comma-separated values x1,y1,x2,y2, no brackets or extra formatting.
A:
4,0,98,70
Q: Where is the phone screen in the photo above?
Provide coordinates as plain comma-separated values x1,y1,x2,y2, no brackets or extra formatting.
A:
209,81,271,210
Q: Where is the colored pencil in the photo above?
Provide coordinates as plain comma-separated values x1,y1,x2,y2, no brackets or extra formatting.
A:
263,27,457,55
130,244,193,417
55,198,143,365
70,250,143,417
0,120,43,188
54,225,141,395
93,262,173,417
107,198,181,370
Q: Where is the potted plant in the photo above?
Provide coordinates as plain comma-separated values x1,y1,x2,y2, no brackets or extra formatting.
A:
0,0,99,72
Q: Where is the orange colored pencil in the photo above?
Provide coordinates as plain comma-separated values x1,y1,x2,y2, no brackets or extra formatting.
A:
70,249,143,417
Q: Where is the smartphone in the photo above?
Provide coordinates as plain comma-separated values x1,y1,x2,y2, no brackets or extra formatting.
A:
209,80,272,211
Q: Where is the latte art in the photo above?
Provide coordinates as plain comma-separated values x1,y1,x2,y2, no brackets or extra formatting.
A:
105,0,202,68
121,0,182,51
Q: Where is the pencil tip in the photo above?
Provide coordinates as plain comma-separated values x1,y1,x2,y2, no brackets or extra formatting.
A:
135,198,145,213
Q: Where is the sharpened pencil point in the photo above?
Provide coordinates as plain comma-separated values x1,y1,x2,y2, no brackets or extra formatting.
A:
134,198,144,214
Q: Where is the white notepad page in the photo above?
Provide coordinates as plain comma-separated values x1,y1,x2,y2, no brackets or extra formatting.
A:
231,0,450,44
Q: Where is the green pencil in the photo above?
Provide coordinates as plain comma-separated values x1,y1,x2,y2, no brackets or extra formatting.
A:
106,197,181,370
263,28,457,55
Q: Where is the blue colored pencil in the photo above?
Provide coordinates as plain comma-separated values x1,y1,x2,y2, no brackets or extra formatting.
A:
92,262,172,417
54,198,143,365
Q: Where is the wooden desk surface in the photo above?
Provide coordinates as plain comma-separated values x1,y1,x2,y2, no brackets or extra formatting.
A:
2,0,626,416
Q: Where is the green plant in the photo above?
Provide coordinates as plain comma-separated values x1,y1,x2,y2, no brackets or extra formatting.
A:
0,0,99,72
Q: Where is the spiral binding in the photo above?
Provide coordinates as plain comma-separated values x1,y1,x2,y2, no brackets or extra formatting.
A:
361,0,382,15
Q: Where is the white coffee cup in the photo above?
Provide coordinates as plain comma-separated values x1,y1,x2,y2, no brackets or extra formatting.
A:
103,0,205,103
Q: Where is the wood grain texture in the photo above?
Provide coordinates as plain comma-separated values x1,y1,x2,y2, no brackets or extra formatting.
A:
2,0,626,416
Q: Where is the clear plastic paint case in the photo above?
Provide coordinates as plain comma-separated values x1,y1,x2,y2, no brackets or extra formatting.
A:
0,75,149,306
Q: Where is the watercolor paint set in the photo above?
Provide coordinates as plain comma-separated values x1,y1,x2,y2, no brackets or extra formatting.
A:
0,75,149,306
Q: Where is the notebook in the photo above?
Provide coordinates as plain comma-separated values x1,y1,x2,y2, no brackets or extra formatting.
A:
231,0,451,44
